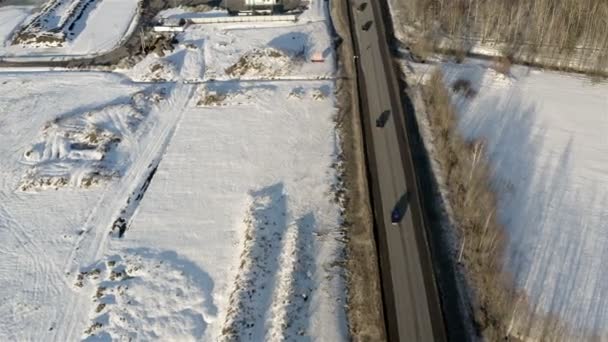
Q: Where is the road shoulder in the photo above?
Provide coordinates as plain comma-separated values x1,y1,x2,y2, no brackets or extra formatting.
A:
330,0,386,340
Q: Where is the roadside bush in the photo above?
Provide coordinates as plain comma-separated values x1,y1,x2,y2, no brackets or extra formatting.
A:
409,37,434,62
492,56,512,76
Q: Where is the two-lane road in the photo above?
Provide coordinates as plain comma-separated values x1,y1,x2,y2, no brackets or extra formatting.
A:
346,0,447,340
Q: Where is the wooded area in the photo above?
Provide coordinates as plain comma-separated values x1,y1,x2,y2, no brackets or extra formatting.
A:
402,0,608,68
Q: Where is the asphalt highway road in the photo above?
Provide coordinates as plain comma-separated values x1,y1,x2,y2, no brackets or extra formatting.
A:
346,1,447,340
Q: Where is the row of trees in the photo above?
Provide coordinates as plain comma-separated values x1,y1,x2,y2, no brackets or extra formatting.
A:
402,0,608,67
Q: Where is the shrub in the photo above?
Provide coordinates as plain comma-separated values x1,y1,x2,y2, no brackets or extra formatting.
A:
422,70,517,340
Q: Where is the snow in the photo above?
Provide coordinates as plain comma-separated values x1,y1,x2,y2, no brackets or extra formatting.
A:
0,6,31,46
69,0,140,54
148,3,334,82
440,60,608,338
0,0,138,58
103,81,345,341
0,1,347,340
0,71,146,340
20,89,166,191
124,54,180,82
133,20,335,82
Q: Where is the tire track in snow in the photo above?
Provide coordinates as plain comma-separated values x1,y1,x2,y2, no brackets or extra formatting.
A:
0,196,67,289
51,82,195,342
0,197,66,338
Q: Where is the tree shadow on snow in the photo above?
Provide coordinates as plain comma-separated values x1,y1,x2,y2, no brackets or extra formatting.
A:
443,62,608,338
222,182,289,340
222,183,322,340
282,212,317,341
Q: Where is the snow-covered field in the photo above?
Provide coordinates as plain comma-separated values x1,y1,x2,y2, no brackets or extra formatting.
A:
0,0,139,58
439,60,608,338
122,3,332,83
0,1,347,341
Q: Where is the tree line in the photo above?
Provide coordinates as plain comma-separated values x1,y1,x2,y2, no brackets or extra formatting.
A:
401,0,608,67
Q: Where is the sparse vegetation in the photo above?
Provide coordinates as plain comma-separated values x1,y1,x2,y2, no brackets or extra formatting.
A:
225,48,291,78
492,56,512,76
95,303,106,313
84,321,102,335
288,87,306,99
311,87,329,100
85,129,100,144
197,91,227,106
95,286,106,299
422,70,518,340
408,33,434,61
19,90,161,192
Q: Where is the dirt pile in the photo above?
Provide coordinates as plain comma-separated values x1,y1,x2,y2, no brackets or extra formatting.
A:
225,48,298,78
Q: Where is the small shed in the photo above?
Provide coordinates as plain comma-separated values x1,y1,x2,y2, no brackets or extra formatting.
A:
311,51,325,63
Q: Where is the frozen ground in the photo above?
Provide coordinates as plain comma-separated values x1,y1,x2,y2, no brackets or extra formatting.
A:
0,0,138,58
0,1,347,341
438,60,608,338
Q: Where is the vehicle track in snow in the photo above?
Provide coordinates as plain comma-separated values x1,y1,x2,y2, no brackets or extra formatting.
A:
51,82,195,342
0,202,62,337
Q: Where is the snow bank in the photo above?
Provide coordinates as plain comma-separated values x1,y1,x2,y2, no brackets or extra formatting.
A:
442,60,608,338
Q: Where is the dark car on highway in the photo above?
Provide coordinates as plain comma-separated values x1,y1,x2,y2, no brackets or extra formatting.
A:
391,192,410,225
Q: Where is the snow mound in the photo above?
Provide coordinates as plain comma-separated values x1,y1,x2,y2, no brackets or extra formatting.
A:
77,250,217,341
20,89,165,191
225,48,301,78
125,55,179,82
